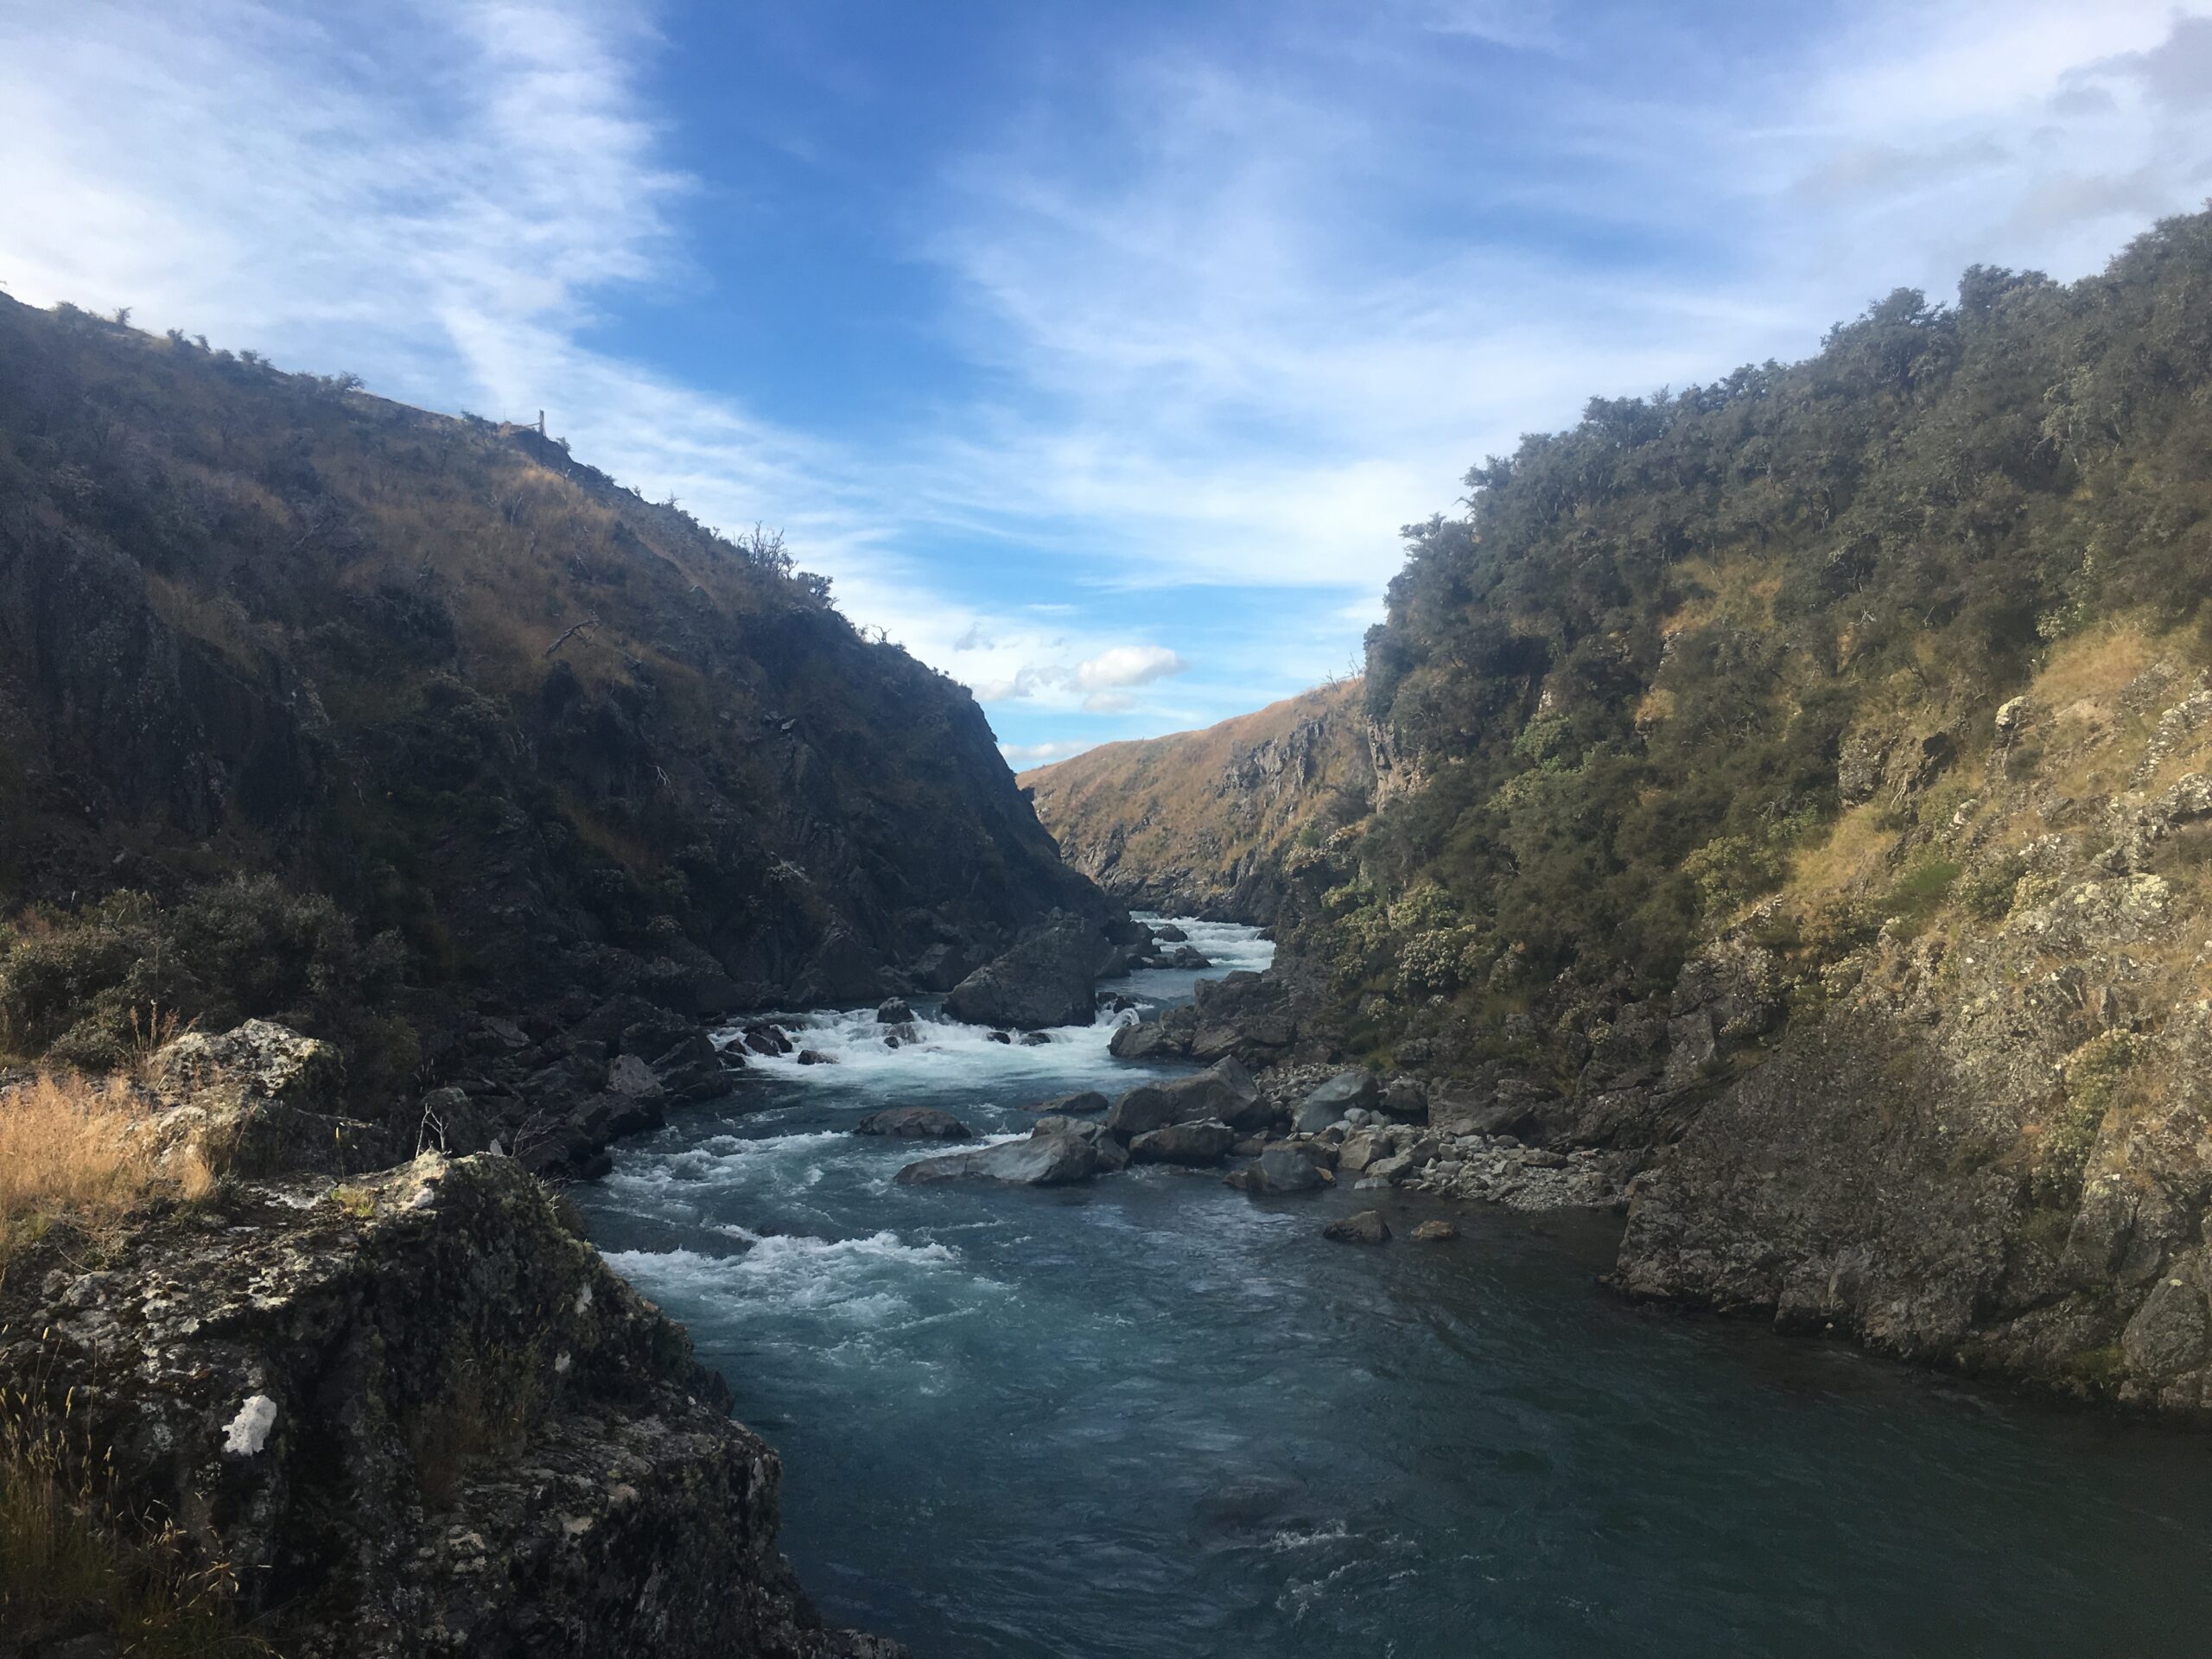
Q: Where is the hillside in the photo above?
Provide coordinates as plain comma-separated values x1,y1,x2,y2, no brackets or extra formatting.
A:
1019,680,1372,922
0,296,1116,1104
1186,210,2212,1410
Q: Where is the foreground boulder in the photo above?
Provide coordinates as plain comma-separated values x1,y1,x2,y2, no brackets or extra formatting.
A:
944,912,1116,1030
1232,1146,1326,1195
0,1154,898,1658
855,1107,974,1141
894,1130,1101,1186
144,1018,398,1175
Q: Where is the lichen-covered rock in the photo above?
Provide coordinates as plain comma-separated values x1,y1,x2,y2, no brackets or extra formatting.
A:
0,1154,899,1656
143,1018,398,1176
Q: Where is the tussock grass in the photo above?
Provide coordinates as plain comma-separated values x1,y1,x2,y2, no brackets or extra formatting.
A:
1,1376,265,1655
0,1071,206,1273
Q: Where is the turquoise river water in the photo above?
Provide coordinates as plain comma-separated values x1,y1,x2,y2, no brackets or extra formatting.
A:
579,920,2212,1658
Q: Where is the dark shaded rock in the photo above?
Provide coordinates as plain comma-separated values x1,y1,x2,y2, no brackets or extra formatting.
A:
1105,1059,1270,1138
796,1048,838,1065
741,1023,794,1058
988,1031,1013,1045
0,1154,899,1658
1019,1032,1053,1047
1033,1116,1129,1173
1298,1070,1378,1132
1129,1119,1237,1166
876,998,914,1025
1248,1146,1325,1194
944,912,1116,1030
894,1131,1101,1186
855,1107,974,1141
1108,1016,1192,1061
1149,923,1189,942
1026,1090,1109,1116
1324,1209,1391,1244
1185,971,1297,1065
144,1020,397,1177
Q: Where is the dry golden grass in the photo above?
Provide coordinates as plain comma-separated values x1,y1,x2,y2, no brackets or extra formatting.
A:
0,1072,171,1270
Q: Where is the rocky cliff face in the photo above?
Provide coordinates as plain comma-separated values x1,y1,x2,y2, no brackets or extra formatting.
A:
0,1029,902,1656
1612,655,2212,1417
1019,682,1370,922
0,296,1116,1074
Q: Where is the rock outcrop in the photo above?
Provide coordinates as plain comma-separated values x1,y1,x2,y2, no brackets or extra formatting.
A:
944,912,1122,1031
0,1148,899,1656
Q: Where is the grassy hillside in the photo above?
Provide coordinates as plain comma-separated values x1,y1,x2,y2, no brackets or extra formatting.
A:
1020,680,1371,921
0,296,1111,1095
1287,210,2212,1067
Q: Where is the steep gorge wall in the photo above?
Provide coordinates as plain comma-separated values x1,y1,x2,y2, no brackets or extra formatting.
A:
0,296,1116,1080
1020,681,1372,923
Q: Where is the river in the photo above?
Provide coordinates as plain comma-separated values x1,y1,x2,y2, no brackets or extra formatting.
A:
579,919,2212,1658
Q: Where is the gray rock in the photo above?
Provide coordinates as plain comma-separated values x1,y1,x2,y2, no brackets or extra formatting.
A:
944,912,1116,1030
895,1131,1101,1186
1301,1070,1380,1126
1128,1119,1237,1166
796,1048,838,1065
607,1053,664,1100
1411,1219,1460,1242
854,1107,974,1141
1105,1059,1272,1138
1323,1209,1391,1244
1026,1090,1109,1115
876,997,914,1024
1249,1146,1325,1194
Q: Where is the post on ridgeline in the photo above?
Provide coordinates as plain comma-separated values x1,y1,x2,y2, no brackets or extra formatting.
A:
537,409,546,436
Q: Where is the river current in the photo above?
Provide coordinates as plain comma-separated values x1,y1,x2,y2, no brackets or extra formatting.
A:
580,920,2212,1657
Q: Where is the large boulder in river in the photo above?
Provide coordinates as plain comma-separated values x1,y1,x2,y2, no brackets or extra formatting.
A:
855,1107,973,1141
1108,1015,1194,1061
1106,1059,1271,1138
1185,972,1297,1065
1128,1119,1236,1166
894,1130,1101,1186
944,912,1116,1031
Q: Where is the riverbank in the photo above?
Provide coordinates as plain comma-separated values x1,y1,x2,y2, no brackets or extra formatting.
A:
579,923,2212,1659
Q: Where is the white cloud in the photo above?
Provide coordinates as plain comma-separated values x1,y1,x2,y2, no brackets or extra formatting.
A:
1080,692,1135,714
1074,646,1186,691
999,740,1097,767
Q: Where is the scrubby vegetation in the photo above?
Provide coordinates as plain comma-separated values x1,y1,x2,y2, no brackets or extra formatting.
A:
1291,209,2212,1062
0,291,1101,1109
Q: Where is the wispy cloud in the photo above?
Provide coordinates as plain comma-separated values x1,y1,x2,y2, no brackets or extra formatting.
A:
6,0,2211,759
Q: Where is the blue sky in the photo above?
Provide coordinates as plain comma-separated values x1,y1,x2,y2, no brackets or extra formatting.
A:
6,2,2212,764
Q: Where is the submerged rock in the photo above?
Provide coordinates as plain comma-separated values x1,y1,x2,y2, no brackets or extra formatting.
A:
1323,1209,1392,1244
894,1131,1102,1186
855,1107,974,1141
1411,1219,1460,1243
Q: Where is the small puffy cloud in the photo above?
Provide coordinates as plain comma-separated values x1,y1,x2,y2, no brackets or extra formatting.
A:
1000,739,1096,766
973,664,1067,702
1073,645,1186,692
1081,690,1135,713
